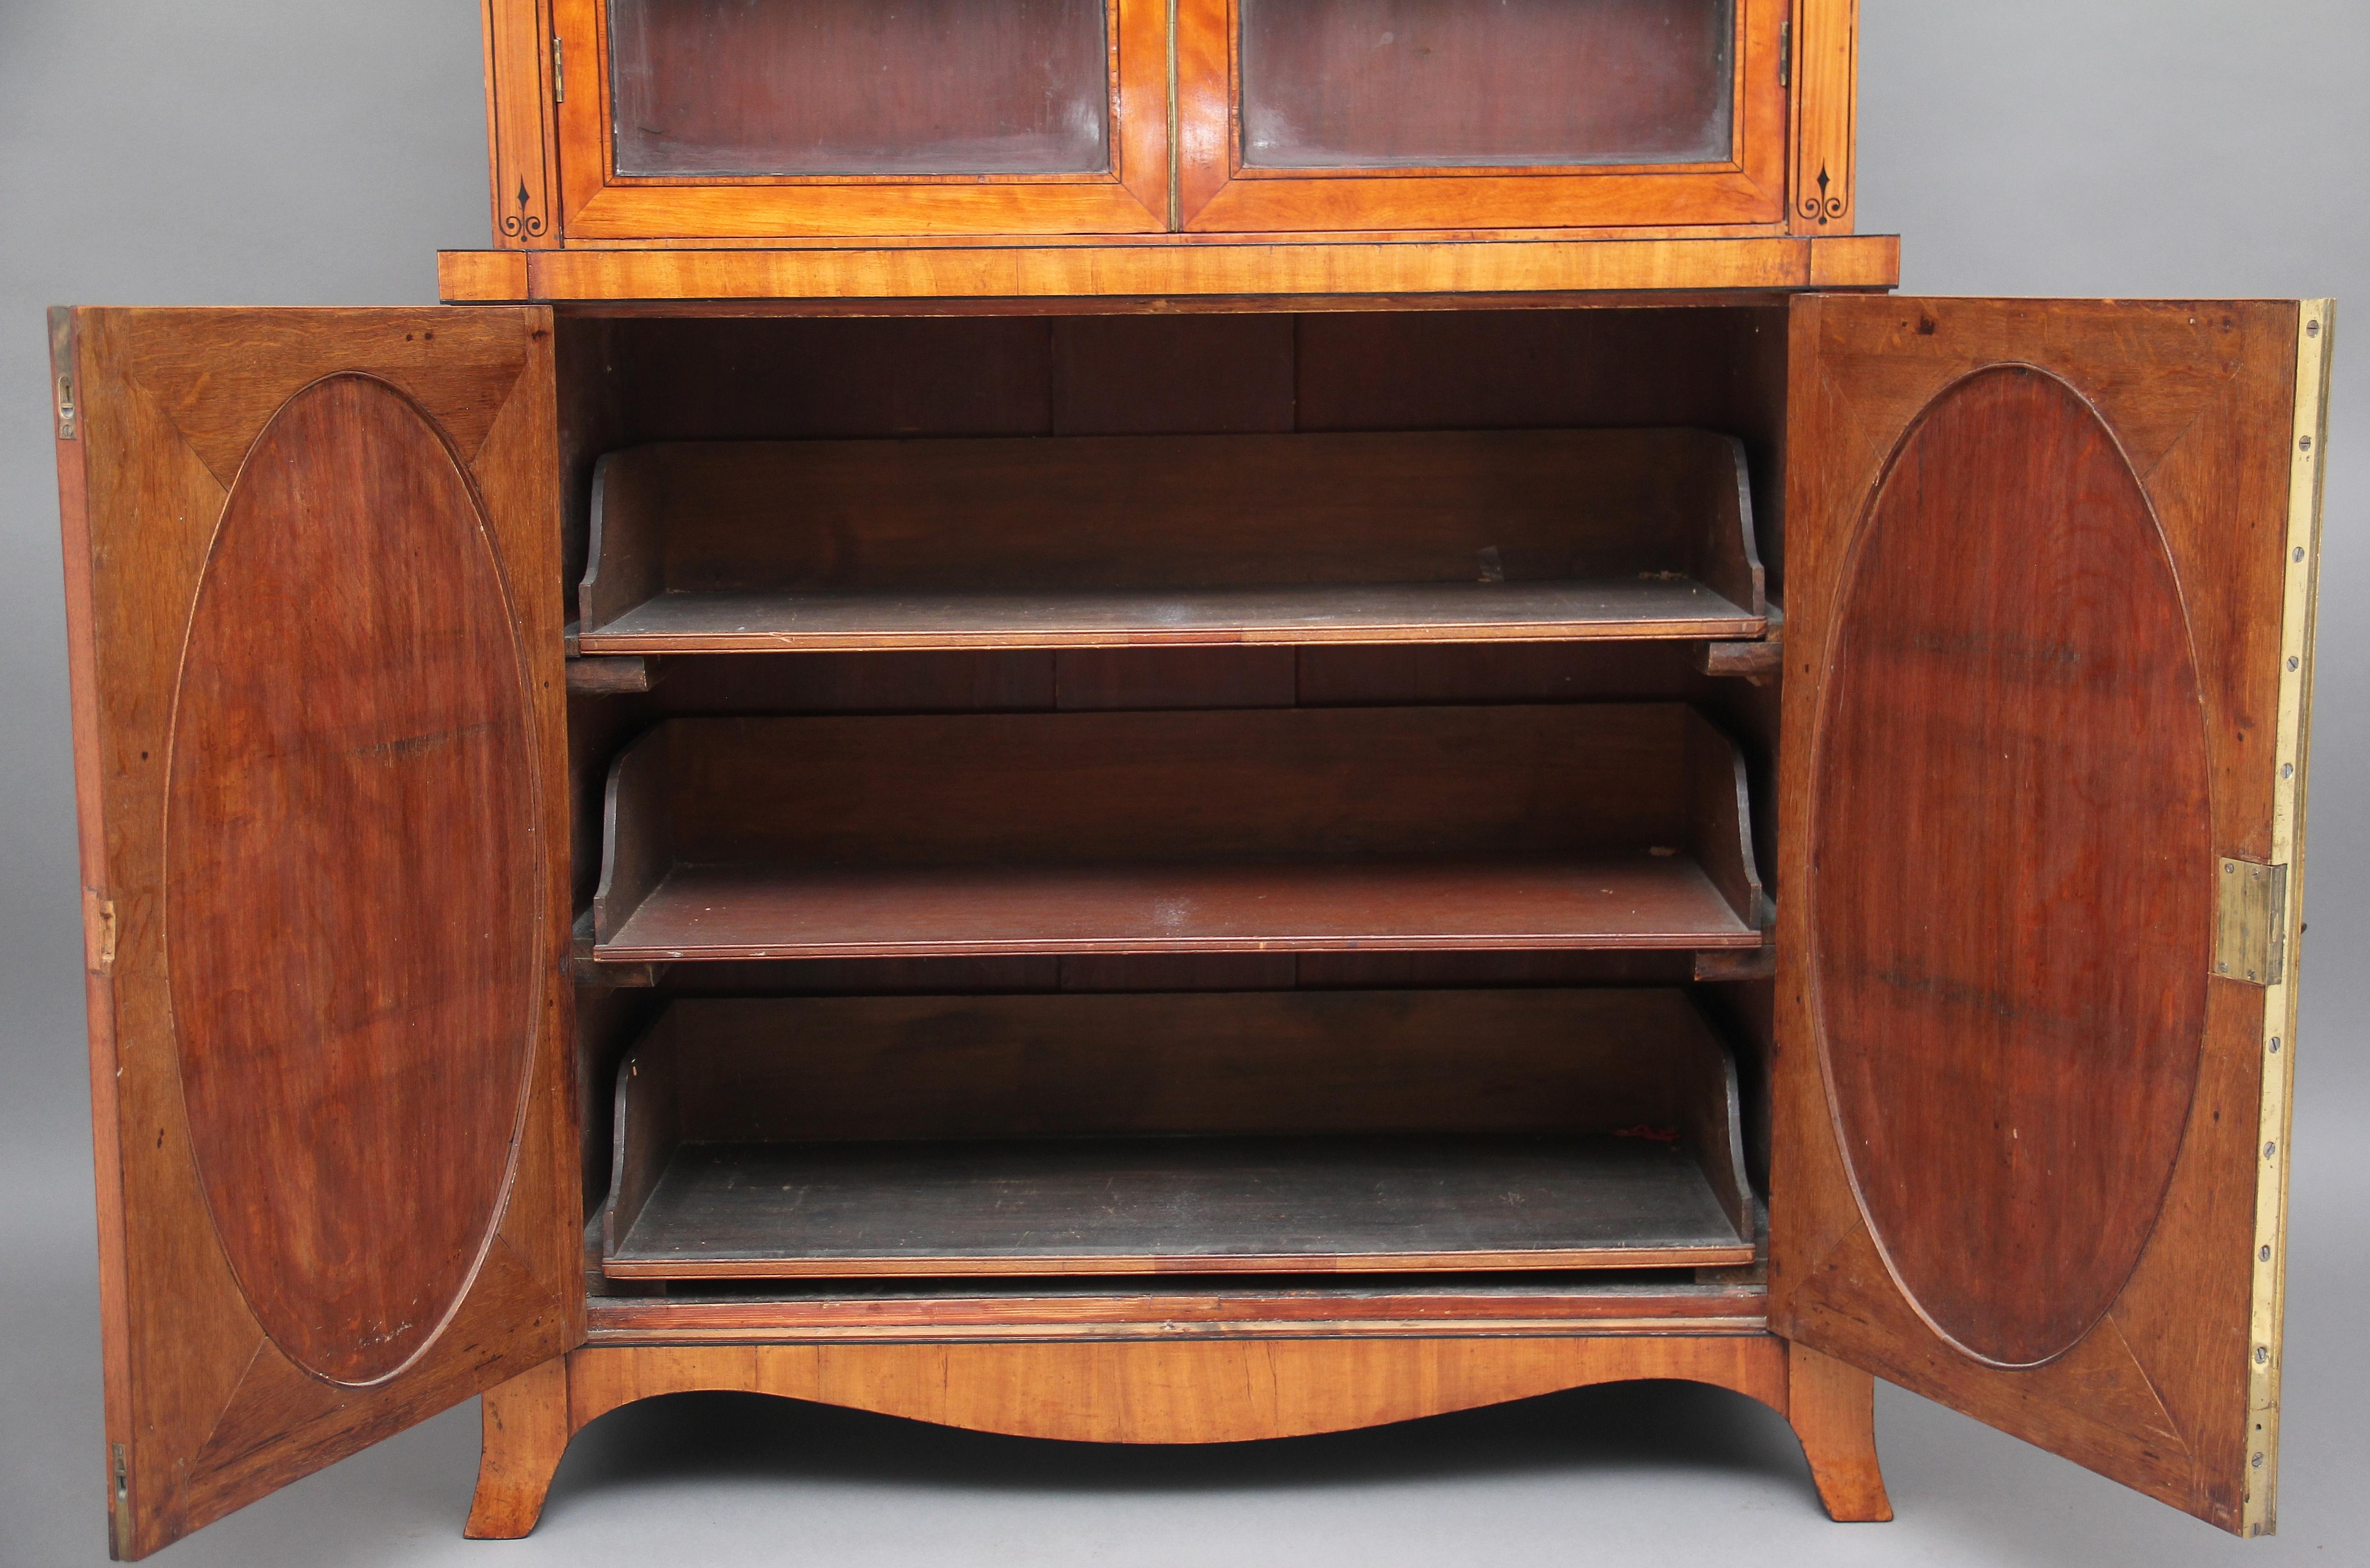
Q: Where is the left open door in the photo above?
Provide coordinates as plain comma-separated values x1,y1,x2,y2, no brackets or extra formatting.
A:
52,308,580,1559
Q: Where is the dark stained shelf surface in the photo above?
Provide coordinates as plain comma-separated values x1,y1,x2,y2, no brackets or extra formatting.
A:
595,853,1763,962
575,428,1768,654
577,579,1763,653
604,1133,1756,1280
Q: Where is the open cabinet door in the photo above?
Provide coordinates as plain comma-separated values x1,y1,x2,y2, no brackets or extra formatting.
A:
51,309,580,1559
1773,296,2331,1536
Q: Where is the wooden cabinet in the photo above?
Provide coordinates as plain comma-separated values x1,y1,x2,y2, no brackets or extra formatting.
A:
50,6,2334,1560
503,0,1852,242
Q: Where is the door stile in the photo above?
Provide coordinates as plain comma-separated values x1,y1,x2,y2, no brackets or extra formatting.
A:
54,306,139,1557
2245,298,2334,1536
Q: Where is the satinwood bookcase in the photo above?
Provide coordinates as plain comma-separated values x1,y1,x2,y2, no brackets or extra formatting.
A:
51,0,2330,1556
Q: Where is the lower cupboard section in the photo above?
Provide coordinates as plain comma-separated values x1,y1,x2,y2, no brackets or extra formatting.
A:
601,988,1756,1281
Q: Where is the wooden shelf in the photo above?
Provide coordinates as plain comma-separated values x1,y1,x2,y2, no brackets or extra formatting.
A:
578,578,1762,654
573,429,1766,657
600,853,1758,961
590,705,1769,965
601,990,1757,1282
606,1135,1753,1280
435,234,1902,307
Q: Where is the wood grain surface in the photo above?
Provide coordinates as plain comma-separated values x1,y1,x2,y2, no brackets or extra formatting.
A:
565,1335,1794,1445
574,427,1766,652
467,1333,1890,1535
165,373,544,1386
582,1276,1771,1344
589,705,1766,960
1772,296,2310,1534
1809,364,2211,1369
437,235,1901,304
597,989,1753,1277
62,309,578,1558
608,1135,1754,1279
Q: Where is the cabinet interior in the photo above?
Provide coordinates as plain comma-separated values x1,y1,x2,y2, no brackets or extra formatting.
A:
557,305,1790,1316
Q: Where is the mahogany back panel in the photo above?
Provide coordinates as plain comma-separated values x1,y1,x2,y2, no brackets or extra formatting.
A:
578,427,1759,612
59,310,578,1558
1773,296,2313,1534
584,307,1794,576
637,704,1721,867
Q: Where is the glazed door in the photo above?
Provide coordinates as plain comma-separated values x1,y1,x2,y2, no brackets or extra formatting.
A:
1177,0,1828,233
52,309,579,1559
1773,297,2332,1535
548,0,1171,239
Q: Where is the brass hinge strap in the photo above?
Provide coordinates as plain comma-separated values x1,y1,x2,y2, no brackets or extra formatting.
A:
553,35,565,104
83,888,117,977
2215,858,2288,987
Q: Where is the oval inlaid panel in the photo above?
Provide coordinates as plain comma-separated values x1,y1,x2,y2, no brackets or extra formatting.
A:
1810,366,2211,1370
167,375,540,1387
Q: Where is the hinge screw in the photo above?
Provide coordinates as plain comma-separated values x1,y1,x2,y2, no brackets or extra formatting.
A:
2260,1245,2273,1261
2256,1345,2272,1365
2269,1036,2282,1053
2308,320,2321,337
2301,435,2314,452
2265,1142,2278,1159
2295,547,2308,562
2289,657,2301,671
2253,1452,2266,1468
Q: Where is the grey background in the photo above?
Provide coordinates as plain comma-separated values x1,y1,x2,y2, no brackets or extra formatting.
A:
0,1,2363,1562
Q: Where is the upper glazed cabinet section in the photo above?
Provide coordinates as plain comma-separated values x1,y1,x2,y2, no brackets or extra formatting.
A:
495,0,1856,241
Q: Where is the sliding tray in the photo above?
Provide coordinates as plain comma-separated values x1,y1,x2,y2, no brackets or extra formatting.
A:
589,704,1768,963
573,429,1766,653
602,989,1756,1280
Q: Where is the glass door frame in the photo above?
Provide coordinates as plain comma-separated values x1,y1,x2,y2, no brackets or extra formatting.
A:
552,0,1173,240
1177,0,1793,233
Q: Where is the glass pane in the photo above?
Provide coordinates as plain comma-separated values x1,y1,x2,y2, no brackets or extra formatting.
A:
610,0,1111,177
1241,0,1735,170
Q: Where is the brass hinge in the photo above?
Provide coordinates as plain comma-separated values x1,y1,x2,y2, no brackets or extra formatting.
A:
49,306,77,441
2216,858,2289,986
83,888,117,977
552,36,565,103
1780,21,1792,89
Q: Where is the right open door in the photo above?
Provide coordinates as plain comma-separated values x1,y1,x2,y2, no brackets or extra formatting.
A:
1772,296,2333,1535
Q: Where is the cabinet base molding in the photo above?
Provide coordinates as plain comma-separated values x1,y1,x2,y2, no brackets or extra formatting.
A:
465,1333,1889,1539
